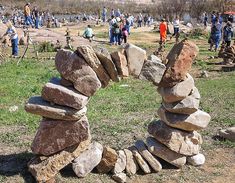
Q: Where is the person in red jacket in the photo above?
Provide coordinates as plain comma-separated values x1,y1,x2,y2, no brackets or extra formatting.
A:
159,18,167,44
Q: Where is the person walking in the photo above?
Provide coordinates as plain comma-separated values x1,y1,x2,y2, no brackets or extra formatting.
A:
159,18,167,46
171,16,180,43
223,21,234,47
209,18,222,52
24,3,33,26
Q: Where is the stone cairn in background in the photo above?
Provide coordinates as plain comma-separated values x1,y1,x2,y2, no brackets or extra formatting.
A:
25,39,211,183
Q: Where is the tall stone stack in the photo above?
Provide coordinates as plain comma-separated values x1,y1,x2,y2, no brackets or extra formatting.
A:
147,39,211,167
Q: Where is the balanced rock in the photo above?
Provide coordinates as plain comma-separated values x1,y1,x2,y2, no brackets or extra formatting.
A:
55,49,101,97
25,96,87,121
60,77,73,87
146,137,186,168
28,139,91,182
158,73,194,103
42,78,89,110
113,150,127,174
96,51,119,82
31,116,90,156
148,120,203,156
139,60,166,86
135,140,162,172
96,147,118,173
111,50,129,77
129,146,151,174
77,45,110,87
162,87,200,114
219,127,235,142
123,149,139,176
157,106,211,131
125,43,147,76
112,172,127,183
72,142,103,177
187,153,205,166
160,39,199,87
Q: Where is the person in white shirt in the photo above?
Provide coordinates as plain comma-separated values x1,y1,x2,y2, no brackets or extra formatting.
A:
171,16,180,43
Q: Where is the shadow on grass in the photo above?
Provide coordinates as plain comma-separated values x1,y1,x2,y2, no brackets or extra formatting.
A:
0,152,35,183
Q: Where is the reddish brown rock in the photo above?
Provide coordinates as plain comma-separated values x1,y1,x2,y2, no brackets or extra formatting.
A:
160,39,199,87
28,138,91,182
60,77,73,87
77,45,110,87
42,78,89,110
111,50,129,77
55,49,101,97
31,116,90,156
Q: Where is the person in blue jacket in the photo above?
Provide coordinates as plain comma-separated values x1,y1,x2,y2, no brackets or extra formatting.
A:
223,21,234,47
209,18,222,52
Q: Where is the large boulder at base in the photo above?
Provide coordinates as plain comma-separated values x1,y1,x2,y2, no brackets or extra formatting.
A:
187,153,205,166
160,39,199,87
129,146,151,174
96,51,119,82
146,137,186,168
219,127,235,142
28,139,91,182
135,140,162,172
158,73,194,103
157,106,211,131
77,45,110,87
125,44,147,76
96,147,118,173
55,49,101,97
139,60,166,86
123,149,139,176
72,142,103,177
113,150,127,174
31,116,90,156
112,172,127,183
25,96,87,121
42,78,89,110
162,87,200,114
111,50,129,77
148,120,202,156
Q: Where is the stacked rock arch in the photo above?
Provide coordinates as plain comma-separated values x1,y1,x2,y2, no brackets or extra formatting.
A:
25,39,211,183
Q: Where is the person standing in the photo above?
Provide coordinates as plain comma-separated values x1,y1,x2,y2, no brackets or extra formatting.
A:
223,21,234,47
102,7,107,23
32,7,40,29
24,3,33,26
171,16,180,43
1,21,18,57
137,13,143,27
209,18,222,52
159,18,167,46
203,13,208,28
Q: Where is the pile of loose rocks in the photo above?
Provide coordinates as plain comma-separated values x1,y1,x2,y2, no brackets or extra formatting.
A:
25,39,211,183
218,43,235,64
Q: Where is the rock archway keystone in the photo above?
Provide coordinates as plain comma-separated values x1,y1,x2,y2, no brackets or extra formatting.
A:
25,40,210,183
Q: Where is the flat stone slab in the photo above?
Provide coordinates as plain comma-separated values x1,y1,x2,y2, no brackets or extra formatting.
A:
158,106,211,131
160,39,199,87
162,87,200,115
219,127,235,142
111,50,129,77
139,60,166,86
77,45,110,87
158,73,195,103
72,142,103,177
146,137,186,168
129,146,151,174
112,172,127,183
113,150,127,174
28,138,91,182
31,116,90,156
123,149,139,176
135,140,162,172
42,78,89,110
55,49,101,97
148,120,203,156
25,96,87,121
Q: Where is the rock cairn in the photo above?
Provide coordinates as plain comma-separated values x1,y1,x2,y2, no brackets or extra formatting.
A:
25,40,211,183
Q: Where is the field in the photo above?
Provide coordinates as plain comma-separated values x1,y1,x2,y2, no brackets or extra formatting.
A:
0,23,235,183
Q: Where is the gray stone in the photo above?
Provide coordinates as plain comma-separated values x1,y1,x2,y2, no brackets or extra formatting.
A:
148,120,203,156
55,49,101,97
139,60,166,86
112,172,127,183
25,96,87,121
129,146,151,174
146,137,186,168
148,55,162,63
123,149,139,176
31,116,90,156
77,45,110,87
42,78,89,110
219,127,235,142
157,106,211,131
113,150,127,174
72,142,103,177
187,153,205,166
158,73,194,103
135,140,162,172
125,43,147,76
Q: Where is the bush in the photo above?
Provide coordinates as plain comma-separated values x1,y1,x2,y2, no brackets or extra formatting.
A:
37,42,56,52
188,28,209,39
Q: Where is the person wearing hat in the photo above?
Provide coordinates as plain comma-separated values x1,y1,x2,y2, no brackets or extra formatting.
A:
223,21,234,47
1,21,18,57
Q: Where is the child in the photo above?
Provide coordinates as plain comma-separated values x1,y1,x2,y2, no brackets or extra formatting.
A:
122,27,128,43
83,25,94,42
